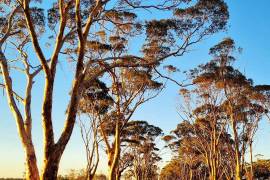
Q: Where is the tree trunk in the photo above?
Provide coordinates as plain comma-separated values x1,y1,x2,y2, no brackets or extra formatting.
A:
249,142,253,180
41,149,62,180
108,153,120,180
210,163,217,180
115,167,121,180
25,145,40,180
189,170,193,180
240,138,246,175
89,175,94,180
42,163,59,180
108,166,116,180
210,141,217,180
134,167,141,180
109,120,121,180
232,124,241,180
209,125,217,180
0,53,40,180
135,173,140,180
229,107,241,180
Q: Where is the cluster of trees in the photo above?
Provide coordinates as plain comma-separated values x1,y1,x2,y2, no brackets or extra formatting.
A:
160,39,270,179
0,0,269,180
160,158,270,180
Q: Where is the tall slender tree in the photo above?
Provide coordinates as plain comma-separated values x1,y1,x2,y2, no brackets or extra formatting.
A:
85,66,163,179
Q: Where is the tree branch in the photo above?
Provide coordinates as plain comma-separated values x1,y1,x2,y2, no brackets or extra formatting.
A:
23,1,50,76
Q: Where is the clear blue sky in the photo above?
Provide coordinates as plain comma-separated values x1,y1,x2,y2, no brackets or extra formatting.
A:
0,0,270,177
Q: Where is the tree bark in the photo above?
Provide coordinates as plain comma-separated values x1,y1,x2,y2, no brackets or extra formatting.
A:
41,147,62,180
109,120,121,180
232,123,241,180
25,145,40,180
42,161,60,179
0,52,40,180
249,142,253,180
189,170,193,180
229,104,241,180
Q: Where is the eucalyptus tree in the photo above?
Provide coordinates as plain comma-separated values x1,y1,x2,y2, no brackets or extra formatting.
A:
119,121,163,180
163,38,269,180
88,66,163,180
176,64,236,180
77,79,109,180
164,120,210,179
163,46,235,179
0,0,229,179
164,118,235,180
191,38,268,179
77,69,159,180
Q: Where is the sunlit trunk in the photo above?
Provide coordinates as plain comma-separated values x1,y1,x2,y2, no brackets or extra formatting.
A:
229,104,241,180
41,150,62,180
25,144,40,180
210,164,217,180
109,119,121,180
189,170,193,180
249,142,253,180
209,121,217,180
0,55,40,180
107,147,115,179
232,123,241,180
135,173,141,180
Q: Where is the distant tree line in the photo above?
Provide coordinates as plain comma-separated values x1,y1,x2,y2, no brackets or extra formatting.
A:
57,170,106,180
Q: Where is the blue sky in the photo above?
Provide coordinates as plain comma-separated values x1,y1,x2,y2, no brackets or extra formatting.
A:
0,0,270,178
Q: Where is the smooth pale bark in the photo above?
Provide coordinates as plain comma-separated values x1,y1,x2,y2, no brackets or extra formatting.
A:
227,103,241,180
249,142,254,180
0,52,40,180
84,123,99,180
41,42,85,179
108,153,115,180
189,170,193,180
209,123,218,180
135,173,140,180
232,122,241,180
21,0,99,178
24,75,40,180
25,147,40,180
108,119,121,180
